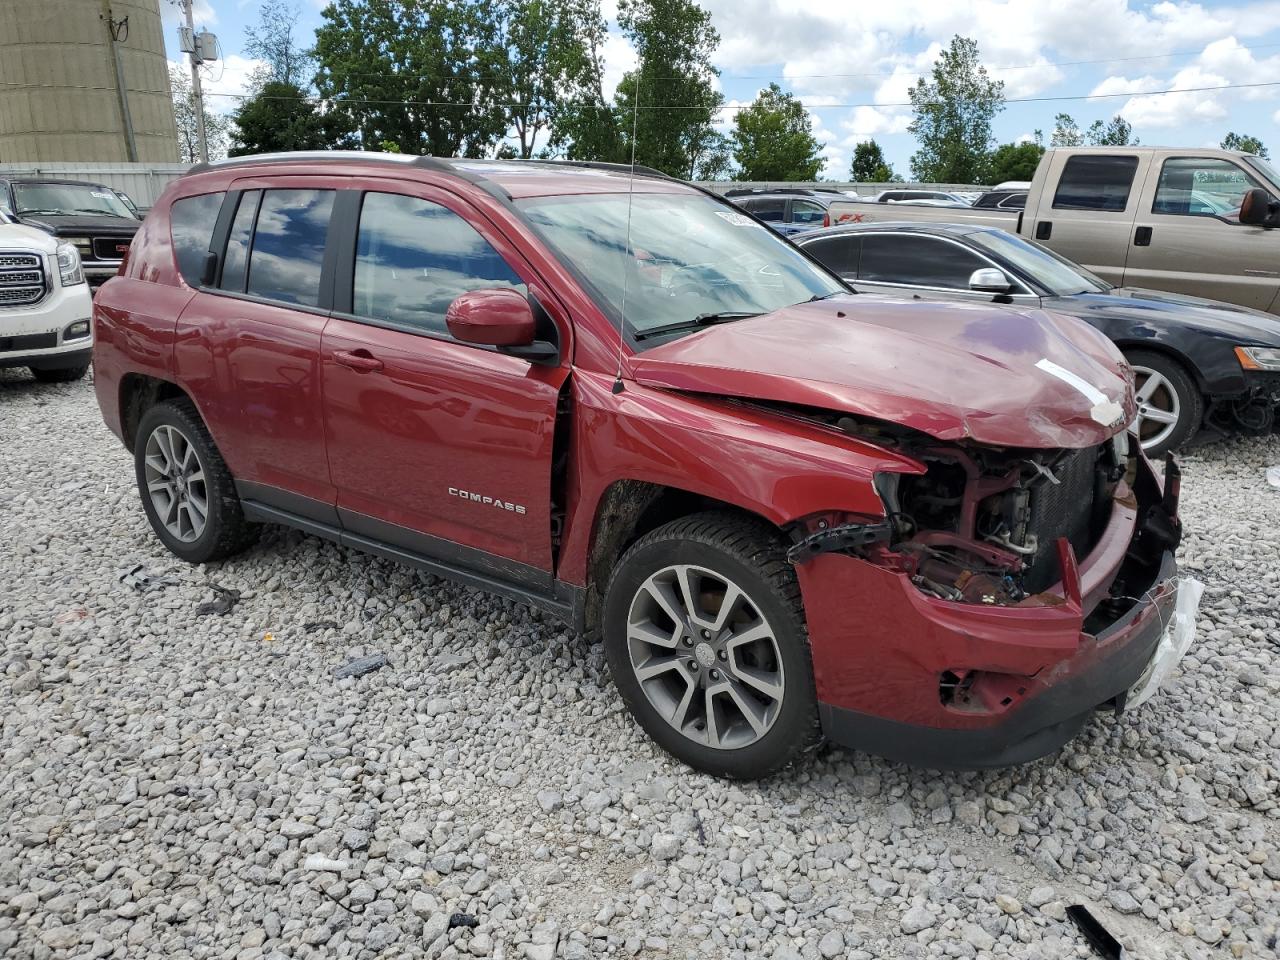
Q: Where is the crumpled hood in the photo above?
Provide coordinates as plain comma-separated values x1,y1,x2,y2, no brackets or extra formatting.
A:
629,295,1135,448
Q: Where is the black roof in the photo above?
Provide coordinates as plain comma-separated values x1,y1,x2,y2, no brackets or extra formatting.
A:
0,177,121,188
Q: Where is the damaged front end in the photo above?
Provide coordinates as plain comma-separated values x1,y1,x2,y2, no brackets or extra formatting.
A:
788,416,1181,613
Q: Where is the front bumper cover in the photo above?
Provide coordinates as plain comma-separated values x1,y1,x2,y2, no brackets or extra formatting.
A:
797,453,1182,769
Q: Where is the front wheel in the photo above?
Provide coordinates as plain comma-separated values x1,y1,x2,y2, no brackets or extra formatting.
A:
602,512,819,779
1125,350,1203,458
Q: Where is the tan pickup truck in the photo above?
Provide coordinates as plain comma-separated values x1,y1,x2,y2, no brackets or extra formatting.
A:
823,147,1280,313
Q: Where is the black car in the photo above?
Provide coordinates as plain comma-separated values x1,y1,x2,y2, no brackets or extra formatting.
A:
972,189,1027,210
796,221,1280,455
0,178,142,288
725,188,842,235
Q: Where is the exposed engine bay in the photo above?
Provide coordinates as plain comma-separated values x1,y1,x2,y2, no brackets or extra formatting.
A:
785,413,1134,606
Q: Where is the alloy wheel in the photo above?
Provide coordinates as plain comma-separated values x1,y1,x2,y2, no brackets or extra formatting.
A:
626,564,785,750
1129,364,1182,453
143,424,208,543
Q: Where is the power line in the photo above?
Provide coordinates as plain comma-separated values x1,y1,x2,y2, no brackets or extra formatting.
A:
188,80,1280,110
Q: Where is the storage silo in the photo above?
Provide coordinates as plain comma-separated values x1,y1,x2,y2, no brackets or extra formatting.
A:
0,0,179,162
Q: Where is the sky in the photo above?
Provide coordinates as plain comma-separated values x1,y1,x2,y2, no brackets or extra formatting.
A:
163,0,1280,179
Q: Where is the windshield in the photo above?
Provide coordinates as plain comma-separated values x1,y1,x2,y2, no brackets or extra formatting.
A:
1244,155,1280,192
13,182,136,219
968,230,1109,296
517,191,845,344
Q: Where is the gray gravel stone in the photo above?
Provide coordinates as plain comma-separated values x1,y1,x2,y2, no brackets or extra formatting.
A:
1,375,1276,960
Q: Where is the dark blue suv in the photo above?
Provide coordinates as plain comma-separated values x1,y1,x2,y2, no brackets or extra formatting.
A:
726,188,842,236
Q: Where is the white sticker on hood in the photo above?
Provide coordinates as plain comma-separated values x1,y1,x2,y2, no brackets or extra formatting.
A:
1035,357,1126,428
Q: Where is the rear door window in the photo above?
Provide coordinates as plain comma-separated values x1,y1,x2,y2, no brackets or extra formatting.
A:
858,234,988,288
169,192,225,286
245,189,335,307
749,198,785,222
351,192,526,338
1052,155,1139,211
218,191,259,293
802,236,860,276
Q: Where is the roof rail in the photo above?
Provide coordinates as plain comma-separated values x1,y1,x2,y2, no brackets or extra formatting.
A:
507,158,675,181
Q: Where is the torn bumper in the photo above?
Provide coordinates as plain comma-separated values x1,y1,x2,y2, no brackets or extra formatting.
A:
798,455,1182,769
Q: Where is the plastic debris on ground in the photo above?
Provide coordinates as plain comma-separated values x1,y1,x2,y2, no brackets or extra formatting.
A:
195,584,240,616
331,652,389,679
1126,576,1205,710
448,913,479,929
119,564,177,592
1268,465,1280,488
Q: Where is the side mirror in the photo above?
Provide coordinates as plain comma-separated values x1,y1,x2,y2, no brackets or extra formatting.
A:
445,288,559,363
446,288,536,346
969,267,1013,294
1239,188,1271,226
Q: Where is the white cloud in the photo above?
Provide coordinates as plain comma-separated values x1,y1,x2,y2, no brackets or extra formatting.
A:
1089,74,1164,97
601,33,637,101
161,0,217,28
1118,65,1232,127
169,54,270,116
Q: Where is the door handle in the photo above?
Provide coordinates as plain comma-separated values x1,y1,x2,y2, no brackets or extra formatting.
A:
1035,221,1052,240
333,349,384,373
1134,226,1153,247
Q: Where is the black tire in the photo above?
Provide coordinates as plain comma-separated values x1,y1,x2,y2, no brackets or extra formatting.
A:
1124,349,1203,458
602,511,819,780
133,399,258,563
30,363,89,383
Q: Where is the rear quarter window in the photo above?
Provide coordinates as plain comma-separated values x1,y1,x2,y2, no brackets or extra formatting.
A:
169,192,225,286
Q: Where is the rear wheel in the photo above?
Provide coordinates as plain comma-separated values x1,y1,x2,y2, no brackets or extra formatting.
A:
602,512,819,779
30,363,89,383
1124,350,1202,457
134,400,258,563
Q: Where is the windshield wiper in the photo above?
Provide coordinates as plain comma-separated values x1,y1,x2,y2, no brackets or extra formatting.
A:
72,209,127,217
802,290,847,303
633,311,761,341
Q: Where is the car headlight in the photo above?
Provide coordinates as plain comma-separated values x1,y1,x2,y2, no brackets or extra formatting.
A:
55,242,85,286
64,319,91,340
1235,346,1280,371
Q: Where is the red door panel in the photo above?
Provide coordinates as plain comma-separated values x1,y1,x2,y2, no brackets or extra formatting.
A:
321,319,566,572
174,293,334,507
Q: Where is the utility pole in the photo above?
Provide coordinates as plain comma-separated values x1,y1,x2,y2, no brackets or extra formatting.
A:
100,1,138,162
180,0,208,162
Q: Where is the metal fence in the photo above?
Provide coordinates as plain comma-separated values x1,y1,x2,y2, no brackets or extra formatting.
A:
0,163,989,208
0,162,191,208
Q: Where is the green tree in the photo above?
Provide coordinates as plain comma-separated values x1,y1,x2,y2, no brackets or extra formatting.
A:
986,142,1043,183
1222,132,1269,159
547,5,624,162
730,83,824,181
1050,113,1082,147
244,0,314,89
1087,115,1136,145
907,36,1004,183
229,80,350,156
495,0,605,158
613,0,724,178
313,0,508,157
849,139,898,182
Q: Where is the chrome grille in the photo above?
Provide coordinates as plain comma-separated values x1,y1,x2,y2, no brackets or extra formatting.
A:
0,252,45,307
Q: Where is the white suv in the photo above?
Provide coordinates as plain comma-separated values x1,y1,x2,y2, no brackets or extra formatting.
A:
0,210,94,382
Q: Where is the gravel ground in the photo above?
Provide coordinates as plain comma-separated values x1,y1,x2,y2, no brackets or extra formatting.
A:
1,368,1277,960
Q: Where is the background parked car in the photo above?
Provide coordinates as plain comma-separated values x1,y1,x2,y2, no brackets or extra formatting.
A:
1,207,94,381
725,188,840,235
796,221,1280,455
822,147,1280,314
973,189,1028,209
0,177,142,288
871,189,974,204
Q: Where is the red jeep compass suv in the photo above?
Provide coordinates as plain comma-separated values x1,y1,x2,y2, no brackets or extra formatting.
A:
93,153,1185,778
